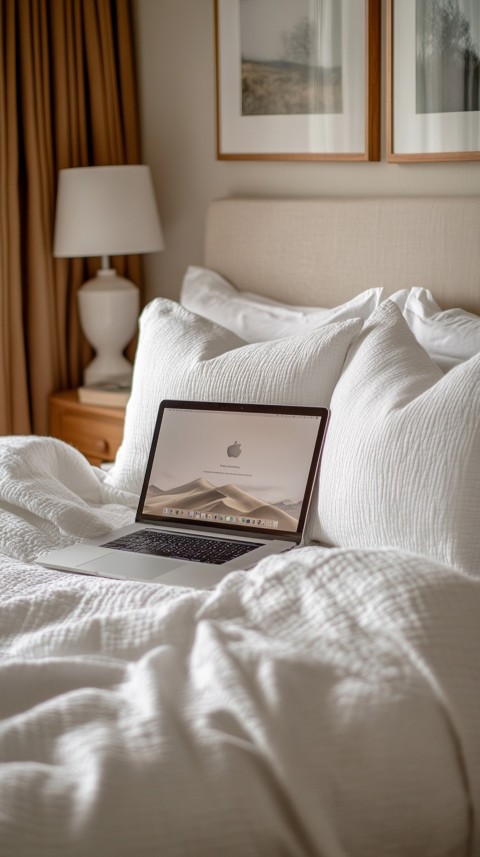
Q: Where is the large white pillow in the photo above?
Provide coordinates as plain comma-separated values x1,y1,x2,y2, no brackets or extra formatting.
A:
181,266,383,342
107,299,362,494
390,287,480,371
309,300,480,576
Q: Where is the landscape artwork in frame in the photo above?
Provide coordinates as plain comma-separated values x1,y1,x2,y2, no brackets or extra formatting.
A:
388,0,480,161
214,0,380,161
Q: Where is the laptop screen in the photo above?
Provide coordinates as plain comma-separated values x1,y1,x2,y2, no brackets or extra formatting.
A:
137,401,329,538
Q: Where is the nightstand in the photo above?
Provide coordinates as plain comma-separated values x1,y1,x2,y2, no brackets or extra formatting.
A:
49,390,126,466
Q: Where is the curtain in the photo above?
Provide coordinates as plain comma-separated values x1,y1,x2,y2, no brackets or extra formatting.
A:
0,0,141,436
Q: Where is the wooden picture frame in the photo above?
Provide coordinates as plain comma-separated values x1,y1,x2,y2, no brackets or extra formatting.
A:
388,0,480,162
214,0,380,162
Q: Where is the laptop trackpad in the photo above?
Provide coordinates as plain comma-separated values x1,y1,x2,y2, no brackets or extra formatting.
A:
78,552,184,580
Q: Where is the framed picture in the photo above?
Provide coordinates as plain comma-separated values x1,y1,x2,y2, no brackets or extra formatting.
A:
214,0,380,161
388,0,480,161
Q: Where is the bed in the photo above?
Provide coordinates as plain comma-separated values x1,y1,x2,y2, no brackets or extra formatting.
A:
1,196,480,856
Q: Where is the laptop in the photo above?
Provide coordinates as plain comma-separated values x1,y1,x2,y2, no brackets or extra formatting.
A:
38,400,329,589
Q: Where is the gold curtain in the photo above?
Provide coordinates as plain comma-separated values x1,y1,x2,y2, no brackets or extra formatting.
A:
0,0,141,436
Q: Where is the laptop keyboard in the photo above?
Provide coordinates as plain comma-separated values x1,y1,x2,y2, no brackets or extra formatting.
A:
102,529,261,565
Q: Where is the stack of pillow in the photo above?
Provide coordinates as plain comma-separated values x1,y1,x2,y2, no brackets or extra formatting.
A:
179,265,384,343
181,266,480,371
105,265,480,578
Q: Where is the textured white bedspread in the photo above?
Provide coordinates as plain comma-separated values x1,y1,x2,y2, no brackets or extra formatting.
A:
0,437,479,856
0,435,137,562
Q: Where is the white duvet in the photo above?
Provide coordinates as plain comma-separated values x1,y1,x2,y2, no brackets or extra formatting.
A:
0,436,479,856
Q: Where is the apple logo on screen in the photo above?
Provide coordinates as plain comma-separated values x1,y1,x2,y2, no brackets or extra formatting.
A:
227,440,242,458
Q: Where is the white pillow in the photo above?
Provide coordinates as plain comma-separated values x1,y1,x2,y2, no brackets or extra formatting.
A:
180,266,383,342
309,300,480,576
106,298,363,494
390,287,480,371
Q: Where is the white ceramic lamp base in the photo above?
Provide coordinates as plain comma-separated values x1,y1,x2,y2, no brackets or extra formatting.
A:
78,269,139,386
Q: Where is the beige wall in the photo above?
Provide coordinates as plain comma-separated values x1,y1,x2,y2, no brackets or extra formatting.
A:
134,0,480,304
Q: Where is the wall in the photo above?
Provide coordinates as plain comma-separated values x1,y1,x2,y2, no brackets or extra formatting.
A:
134,0,480,303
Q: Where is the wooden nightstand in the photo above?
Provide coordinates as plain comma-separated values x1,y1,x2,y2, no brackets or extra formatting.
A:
49,390,126,466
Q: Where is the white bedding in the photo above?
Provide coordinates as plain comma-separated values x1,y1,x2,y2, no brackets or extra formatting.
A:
0,436,137,563
0,436,479,856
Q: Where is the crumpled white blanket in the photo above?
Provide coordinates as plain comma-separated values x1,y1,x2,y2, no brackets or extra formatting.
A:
0,437,479,856
0,435,138,561
1,548,480,856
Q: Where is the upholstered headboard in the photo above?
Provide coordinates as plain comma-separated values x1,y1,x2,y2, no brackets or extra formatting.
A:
204,197,480,314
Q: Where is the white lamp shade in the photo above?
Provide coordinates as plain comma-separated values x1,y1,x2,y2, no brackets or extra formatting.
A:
53,165,164,258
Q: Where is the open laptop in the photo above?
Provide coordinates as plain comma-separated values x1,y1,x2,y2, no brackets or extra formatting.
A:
38,400,329,589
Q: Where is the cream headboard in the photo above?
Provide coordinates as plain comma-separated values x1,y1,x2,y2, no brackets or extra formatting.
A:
204,197,480,314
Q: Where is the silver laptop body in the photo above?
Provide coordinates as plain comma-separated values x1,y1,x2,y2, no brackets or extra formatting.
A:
38,400,329,589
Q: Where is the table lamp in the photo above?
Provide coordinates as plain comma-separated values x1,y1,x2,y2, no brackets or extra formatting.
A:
53,165,164,386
